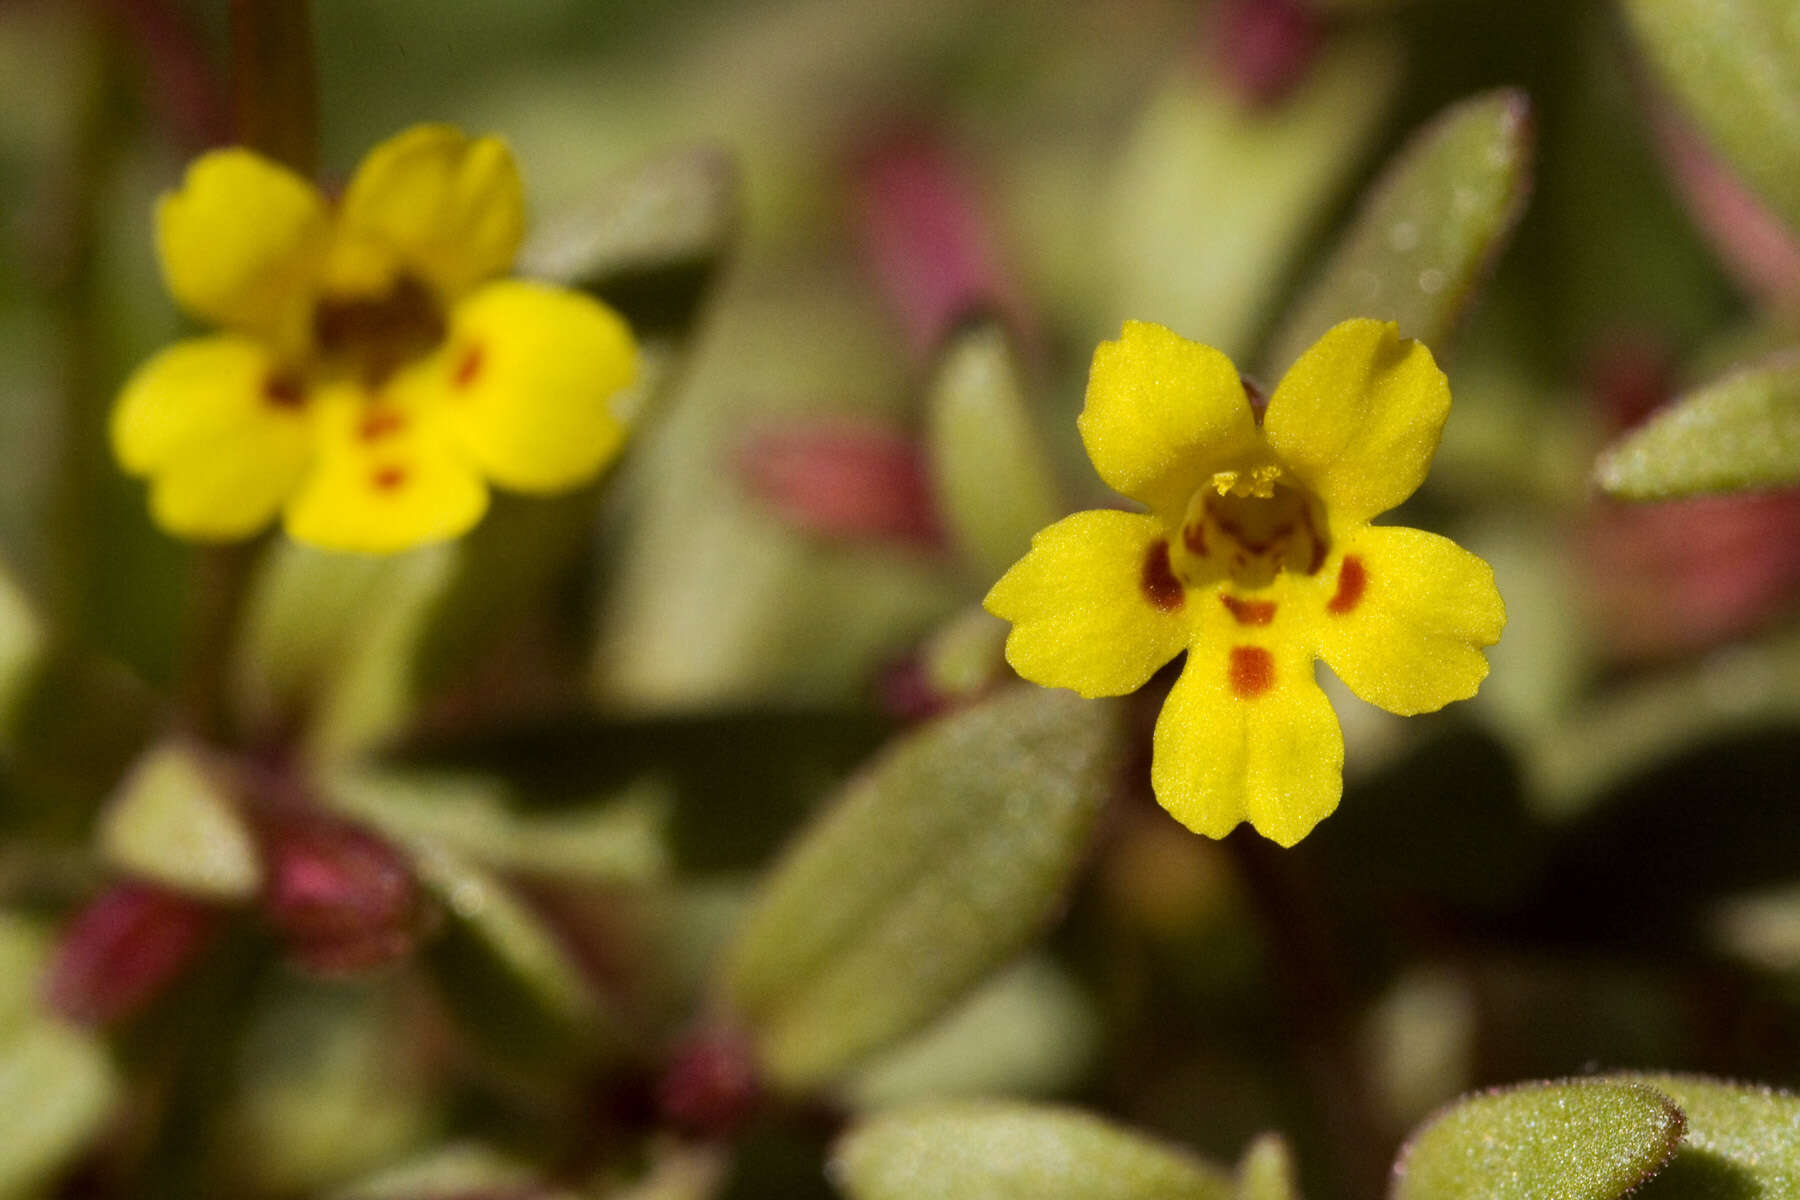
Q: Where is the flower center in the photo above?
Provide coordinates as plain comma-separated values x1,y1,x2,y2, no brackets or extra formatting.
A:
311,274,446,387
1173,467,1328,589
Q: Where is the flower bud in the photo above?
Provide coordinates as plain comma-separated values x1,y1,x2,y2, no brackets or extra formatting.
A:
656,1028,763,1140
262,813,424,974
44,882,217,1027
1214,0,1322,108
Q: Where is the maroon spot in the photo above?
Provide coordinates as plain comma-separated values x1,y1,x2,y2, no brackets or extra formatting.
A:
1327,555,1367,614
452,343,484,389
263,373,305,409
371,466,408,492
1301,506,1328,574
1183,521,1208,556
1221,594,1277,625
358,410,406,441
1141,539,1184,611
1229,645,1275,698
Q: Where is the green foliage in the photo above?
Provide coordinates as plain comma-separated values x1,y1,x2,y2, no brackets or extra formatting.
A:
1629,1074,1800,1198
1392,1080,1685,1200
97,742,262,899
1595,356,1800,499
833,1101,1235,1200
725,686,1122,1089
1234,1135,1302,1200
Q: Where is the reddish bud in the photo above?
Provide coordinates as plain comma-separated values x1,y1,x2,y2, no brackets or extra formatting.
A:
1584,334,1674,435
738,421,945,547
44,882,218,1027
1214,0,1323,107
262,814,423,974
656,1029,762,1140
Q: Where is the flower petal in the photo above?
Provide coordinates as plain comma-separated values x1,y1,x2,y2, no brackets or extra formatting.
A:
1263,319,1449,524
429,280,636,493
282,384,488,554
1078,321,1261,518
112,337,312,540
155,148,328,347
339,124,524,299
984,509,1191,699
1151,638,1343,847
1314,524,1504,715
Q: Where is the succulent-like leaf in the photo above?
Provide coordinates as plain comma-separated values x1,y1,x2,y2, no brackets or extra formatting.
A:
97,742,261,900
328,1143,549,1200
1595,355,1800,499
1624,1073,1800,1197
1263,89,1533,373
1391,1079,1685,1200
725,686,1121,1089
0,1019,118,1199
1236,1134,1302,1200
833,1101,1234,1200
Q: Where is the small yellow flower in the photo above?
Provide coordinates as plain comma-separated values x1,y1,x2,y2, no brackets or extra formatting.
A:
113,124,637,554
985,319,1504,846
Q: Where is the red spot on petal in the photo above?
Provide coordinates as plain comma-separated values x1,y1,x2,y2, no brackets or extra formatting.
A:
358,410,406,441
1327,555,1367,615
1183,521,1208,556
1221,594,1276,625
263,373,305,409
371,466,408,492
1229,645,1274,699
1141,539,1184,611
452,343,484,389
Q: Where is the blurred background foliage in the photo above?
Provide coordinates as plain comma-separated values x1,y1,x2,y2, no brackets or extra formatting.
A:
3,0,1800,1197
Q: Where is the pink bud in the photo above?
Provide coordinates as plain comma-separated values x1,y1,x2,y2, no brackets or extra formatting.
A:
1214,0,1323,107
656,1029,762,1140
738,421,945,548
44,882,218,1027
262,814,423,975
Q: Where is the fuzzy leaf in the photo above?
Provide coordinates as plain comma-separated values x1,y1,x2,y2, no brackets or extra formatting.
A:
1595,355,1800,499
0,1020,118,1199
926,321,1061,580
1236,1135,1302,1200
1264,89,1532,373
833,1101,1234,1200
1625,1073,1800,1197
725,686,1120,1089
1621,0,1800,236
1392,1080,1685,1200
97,742,261,899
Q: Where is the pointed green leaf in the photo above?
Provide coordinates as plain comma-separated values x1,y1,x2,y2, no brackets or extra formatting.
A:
97,742,261,899
725,686,1121,1089
926,321,1061,580
1595,355,1800,499
1236,1135,1302,1200
1392,1080,1685,1200
1623,1073,1800,1197
1264,89,1532,374
833,1101,1233,1200
0,1020,118,1199
329,1143,550,1200
1621,0,1800,235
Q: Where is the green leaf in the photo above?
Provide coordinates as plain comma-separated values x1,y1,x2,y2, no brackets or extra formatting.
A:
1392,1080,1685,1200
97,742,262,900
832,1101,1233,1200
1621,0,1800,236
1104,34,1401,359
1595,355,1800,499
1262,88,1533,374
926,321,1061,580
0,1020,118,1200
1235,1135,1301,1200
725,686,1121,1089
328,1143,548,1200
1624,1073,1800,1198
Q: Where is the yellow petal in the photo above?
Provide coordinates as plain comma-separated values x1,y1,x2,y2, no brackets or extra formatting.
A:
155,148,328,347
112,337,312,540
428,280,636,493
1313,524,1504,715
1263,319,1450,525
282,384,488,554
1151,636,1343,847
339,124,524,299
984,510,1192,699
1078,321,1261,519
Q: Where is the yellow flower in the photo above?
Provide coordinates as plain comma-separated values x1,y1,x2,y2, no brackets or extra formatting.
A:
985,319,1504,846
113,124,637,554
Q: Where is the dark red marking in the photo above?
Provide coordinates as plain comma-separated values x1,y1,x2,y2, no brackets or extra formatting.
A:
358,410,406,441
1302,506,1328,574
452,343,484,389
371,465,408,492
263,373,305,409
1220,594,1276,625
1183,521,1208,556
1229,645,1274,698
1327,555,1367,614
1141,539,1184,611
